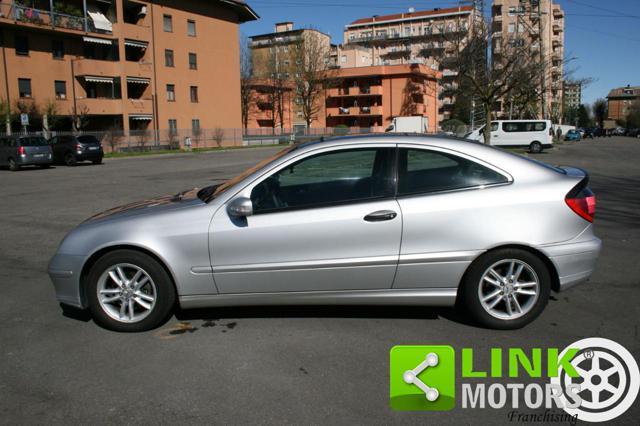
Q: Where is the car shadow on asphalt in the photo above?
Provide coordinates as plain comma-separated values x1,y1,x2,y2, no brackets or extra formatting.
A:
173,305,479,328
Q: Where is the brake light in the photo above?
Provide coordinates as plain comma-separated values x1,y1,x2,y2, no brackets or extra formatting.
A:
76,143,82,150
17,146,25,155
566,187,596,222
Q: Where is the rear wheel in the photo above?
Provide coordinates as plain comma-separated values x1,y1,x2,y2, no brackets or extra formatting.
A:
458,248,550,329
8,158,19,171
86,250,175,332
64,152,77,166
529,141,543,154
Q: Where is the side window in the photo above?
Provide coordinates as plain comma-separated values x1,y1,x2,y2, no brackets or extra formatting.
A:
250,148,394,213
491,122,499,132
398,148,508,195
533,122,546,131
503,122,523,132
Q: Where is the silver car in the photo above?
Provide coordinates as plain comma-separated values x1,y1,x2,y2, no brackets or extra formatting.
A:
48,135,601,331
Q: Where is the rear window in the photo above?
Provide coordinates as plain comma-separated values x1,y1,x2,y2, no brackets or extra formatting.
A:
19,137,48,146
77,135,100,144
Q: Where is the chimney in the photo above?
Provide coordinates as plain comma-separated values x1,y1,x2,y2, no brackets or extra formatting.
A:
275,22,294,33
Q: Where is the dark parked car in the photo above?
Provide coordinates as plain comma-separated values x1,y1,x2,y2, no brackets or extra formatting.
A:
582,128,595,138
627,128,640,138
0,135,52,171
50,135,104,166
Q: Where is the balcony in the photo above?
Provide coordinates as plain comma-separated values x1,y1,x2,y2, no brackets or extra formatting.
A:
553,24,563,33
0,2,112,36
552,37,562,47
328,86,383,97
381,47,411,57
124,60,153,79
553,8,564,18
126,98,153,115
327,106,382,117
117,22,151,41
76,98,123,115
74,58,120,77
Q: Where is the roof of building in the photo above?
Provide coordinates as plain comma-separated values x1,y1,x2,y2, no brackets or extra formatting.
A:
607,85,640,99
219,0,259,22
346,6,473,28
333,63,441,79
249,27,331,41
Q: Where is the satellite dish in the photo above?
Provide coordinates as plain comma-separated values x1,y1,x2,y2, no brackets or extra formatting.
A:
409,7,415,13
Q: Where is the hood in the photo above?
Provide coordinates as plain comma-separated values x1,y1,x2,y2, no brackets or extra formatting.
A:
85,188,204,223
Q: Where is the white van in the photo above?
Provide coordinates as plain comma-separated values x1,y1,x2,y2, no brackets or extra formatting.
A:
385,116,428,133
465,120,553,153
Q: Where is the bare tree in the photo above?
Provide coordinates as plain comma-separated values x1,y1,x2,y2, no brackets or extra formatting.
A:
290,29,334,128
255,44,290,131
447,16,546,144
240,34,255,130
213,127,225,147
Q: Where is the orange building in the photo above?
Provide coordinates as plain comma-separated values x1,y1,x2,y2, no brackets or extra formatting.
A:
325,64,440,133
246,78,294,130
0,0,257,133
607,85,640,122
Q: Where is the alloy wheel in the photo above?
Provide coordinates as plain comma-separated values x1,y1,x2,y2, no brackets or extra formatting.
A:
97,263,157,323
477,259,540,320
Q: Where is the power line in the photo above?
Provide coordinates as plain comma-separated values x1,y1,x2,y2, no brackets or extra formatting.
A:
566,0,640,20
567,25,640,43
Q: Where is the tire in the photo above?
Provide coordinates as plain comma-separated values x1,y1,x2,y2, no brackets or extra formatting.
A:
64,152,77,166
92,158,103,165
457,248,551,329
86,250,176,332
39,164,51,169
8,158,20,171
529,141,543,154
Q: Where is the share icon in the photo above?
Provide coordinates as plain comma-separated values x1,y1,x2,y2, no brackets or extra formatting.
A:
402,352,440,401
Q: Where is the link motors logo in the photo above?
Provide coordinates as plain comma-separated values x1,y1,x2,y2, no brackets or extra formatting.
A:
550,337,640,422
390,338,639,422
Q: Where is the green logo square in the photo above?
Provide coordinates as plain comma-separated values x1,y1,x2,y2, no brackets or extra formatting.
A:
390,345,456,411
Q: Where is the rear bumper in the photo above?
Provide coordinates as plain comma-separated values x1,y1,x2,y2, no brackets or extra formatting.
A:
77,150,103,161
18,155,52,166
540,238,602,291
48,253,87,308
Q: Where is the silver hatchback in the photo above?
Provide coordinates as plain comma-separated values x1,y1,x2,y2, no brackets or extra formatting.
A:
48,136,601,331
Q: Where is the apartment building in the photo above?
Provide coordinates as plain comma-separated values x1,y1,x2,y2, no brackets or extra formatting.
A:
563,81,581,110
491,0,565,120
0,0,257,134
326,64,440,132
607,85,640,122
342,6,476,121
249,22,331,129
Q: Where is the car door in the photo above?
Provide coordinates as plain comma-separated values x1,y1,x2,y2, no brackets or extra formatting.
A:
393,145,511,289
210,144,402,294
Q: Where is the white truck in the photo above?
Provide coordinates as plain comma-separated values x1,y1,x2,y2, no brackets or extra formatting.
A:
385,116,428,133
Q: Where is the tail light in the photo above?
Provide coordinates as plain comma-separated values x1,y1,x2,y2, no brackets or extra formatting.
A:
17,146,25,155
566,181,596,222
76,143,83,150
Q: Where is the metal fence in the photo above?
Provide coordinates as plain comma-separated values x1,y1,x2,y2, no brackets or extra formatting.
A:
0,127,380,153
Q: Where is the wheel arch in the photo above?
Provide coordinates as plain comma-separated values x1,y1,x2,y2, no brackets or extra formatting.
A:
79,244,179,307
460,244,561,295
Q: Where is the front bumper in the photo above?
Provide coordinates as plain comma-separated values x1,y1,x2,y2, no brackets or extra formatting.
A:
541,238,602,291
48,253,87,308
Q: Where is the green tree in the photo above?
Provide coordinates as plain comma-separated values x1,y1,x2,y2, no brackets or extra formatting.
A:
576,104,591,128
592,98,608,127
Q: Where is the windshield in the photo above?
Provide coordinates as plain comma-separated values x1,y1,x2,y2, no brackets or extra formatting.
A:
20,137,48,146
197,145,297,203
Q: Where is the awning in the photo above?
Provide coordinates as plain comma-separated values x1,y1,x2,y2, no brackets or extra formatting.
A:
130,114,153,121
83,36,113,45
126,77,150,85
84,76,114,84
88,11,113,32
124,39,148,49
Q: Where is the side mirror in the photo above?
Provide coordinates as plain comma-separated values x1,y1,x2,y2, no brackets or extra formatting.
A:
227,197,253,217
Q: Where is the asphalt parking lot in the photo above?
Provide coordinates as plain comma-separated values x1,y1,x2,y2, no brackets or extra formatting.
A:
1,137,638,425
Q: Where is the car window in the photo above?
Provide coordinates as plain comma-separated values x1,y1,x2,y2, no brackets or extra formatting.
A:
251,148,394,213
398,148,508,195
78,135,100,144
502,122,546,132
20,137,48,146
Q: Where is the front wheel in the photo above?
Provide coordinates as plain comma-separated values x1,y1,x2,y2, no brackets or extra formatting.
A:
529,141,543,154
86,250,176,332
457,249,551,329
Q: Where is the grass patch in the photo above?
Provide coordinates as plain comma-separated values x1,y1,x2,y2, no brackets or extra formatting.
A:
105,143,284,159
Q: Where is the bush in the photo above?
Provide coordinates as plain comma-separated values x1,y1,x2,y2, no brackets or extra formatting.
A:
333,124,349,135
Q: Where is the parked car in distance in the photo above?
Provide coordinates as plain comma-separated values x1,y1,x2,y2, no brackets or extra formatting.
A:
582,128,595,139
465,120,553,153
50,135,104,166
49,135,601,332
564,129,582,142
0,135,52,171
593,127,609,137
626,128,640,138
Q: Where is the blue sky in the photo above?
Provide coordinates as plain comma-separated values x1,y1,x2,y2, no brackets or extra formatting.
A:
241,0,640,106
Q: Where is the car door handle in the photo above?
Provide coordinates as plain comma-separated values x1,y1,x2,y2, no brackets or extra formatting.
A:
364,210,397,222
